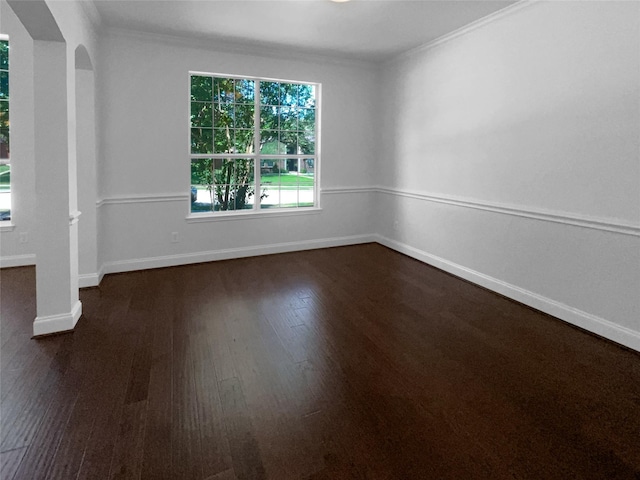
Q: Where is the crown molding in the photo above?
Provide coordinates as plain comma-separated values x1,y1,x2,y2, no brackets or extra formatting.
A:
385,0,537,66
104,26,378,71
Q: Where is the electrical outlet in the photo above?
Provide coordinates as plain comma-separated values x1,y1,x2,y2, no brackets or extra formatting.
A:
171,232,179,243
19,232,28,244
393,220,399,230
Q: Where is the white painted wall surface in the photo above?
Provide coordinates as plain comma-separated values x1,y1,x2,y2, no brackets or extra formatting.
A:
98,30,377,268
76,66,98,282
377,1,640,348
0,1,36,266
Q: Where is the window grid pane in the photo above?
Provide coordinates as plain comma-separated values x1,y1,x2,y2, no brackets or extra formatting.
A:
1,39,10,221
190,74,316,214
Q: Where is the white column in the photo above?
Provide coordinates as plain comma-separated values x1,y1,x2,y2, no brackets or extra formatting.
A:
32,39,81,336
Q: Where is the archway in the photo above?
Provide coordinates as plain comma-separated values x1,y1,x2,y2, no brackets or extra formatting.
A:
7,0,82,335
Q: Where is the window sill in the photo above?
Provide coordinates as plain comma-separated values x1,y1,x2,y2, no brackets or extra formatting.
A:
186,207,322,223
0,222,15,232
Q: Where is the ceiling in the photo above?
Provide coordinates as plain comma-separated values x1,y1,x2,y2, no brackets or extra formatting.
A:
92,0,517,62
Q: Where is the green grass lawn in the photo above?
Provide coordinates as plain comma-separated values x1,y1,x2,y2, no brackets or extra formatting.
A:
193,173,313,190
260,173,314,187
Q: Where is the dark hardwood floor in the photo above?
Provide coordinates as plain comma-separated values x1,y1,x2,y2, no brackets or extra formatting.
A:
1,243,639,479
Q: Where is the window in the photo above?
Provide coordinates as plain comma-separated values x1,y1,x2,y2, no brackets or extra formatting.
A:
190,73,318,214
0,36,9,221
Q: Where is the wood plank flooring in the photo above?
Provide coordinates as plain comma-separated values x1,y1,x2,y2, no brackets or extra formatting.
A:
1,243,639,479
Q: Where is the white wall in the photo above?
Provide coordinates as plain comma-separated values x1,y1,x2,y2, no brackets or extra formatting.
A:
376,1,640,349
2,0,638,349
76,65,98,282
0,0,99,272
0,1,36,267
97,30,378,272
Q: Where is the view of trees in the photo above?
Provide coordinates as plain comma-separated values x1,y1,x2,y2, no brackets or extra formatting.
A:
1,40,9,160
190,75,315,212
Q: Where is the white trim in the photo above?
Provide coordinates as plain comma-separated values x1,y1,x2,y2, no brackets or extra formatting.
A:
69,210,82,225
98,194,189,206
98,187,372,207
78,272,100,288
387,0,536,66
93,186,640,236
0,253,35,268
33,300,82,337
101,234,375,275
186,207,322,223
106,27,377,70
0,223,16,232
322,186,377,195
374,187,640,237
374,234,640,352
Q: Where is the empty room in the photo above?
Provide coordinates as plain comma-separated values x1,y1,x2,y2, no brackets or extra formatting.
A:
0,0,639,478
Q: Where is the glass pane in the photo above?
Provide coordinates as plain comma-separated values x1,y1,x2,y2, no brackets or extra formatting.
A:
298,131,315,155
279,106,297,131
0,41,8,70
233,158,254,184
0,162,9,220
279,167,299,208
191,158,214,213
0,71,8,99
280,83,298,107
234,129,254,154
191,128,213,154
214,159,255,211
215,185,233,211
279,131,298,155
299,187,314,207
214,128,232,154
259,131,282,154
191,102,212,127
260,158,280,209
213,158,227,177
299,164,315,207
298,108,315,130
300,158,315,176
234,104,254,129
235,79,254,103
213,77,235,103
190,76,212,102
297,84,315,108
214,103,234,129
0,128,8,159
0,163,10,190
260,185,280,209
260,106,278,130
260,81,280,105
0,100,8,128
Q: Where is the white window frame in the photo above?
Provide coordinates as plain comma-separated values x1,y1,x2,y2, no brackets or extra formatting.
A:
187,71,321,221
0,33,11,225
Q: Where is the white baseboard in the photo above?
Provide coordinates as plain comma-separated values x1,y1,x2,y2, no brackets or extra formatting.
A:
0,254,36,268
33,300,82,337
374,234,640,352
102,234,376,276
78,272,101,288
